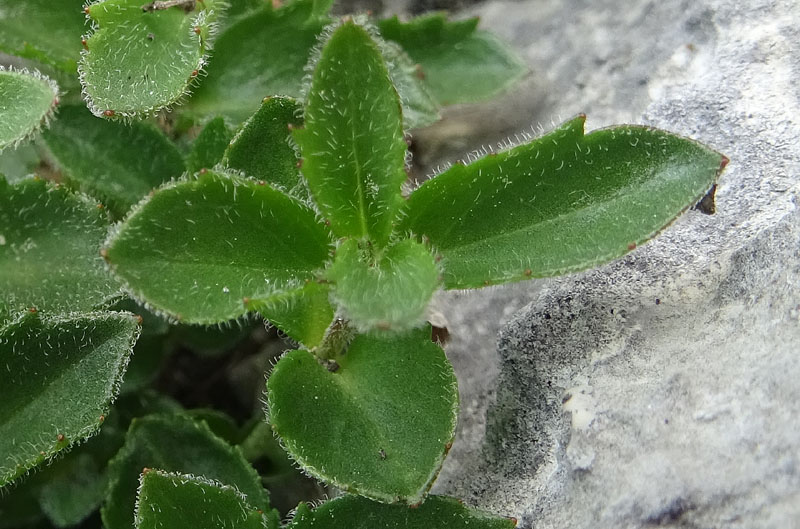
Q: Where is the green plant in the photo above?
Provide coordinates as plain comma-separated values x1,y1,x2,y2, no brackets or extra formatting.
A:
0,1,727,528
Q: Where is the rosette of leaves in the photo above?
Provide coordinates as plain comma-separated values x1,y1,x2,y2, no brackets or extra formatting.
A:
101,15,727,518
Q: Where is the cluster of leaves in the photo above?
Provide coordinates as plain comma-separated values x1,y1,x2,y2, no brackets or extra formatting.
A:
0,0,727,527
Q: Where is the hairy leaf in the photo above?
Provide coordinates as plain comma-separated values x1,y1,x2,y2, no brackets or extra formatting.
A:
402,115,728,288
0,144,40,183
136,470,278,529
188,1,327,122
223,96,305,196
0,68,58,151
379,13,526,106
105,169,332,324
290,495,516,529
103,413,272,529
381,41,440,129
267,326,458,503
43,104,185,217
0,311,139,487
80,0,222,118
0,0,86,72
0,177,119,315
294,21,407,247
246,281,334,349
187,116,232,173
327,239,439,332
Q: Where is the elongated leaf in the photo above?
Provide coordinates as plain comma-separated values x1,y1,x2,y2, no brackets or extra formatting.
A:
290,495,515,529
0,311,139,487
43,104,185,217
0,68,58,151
103,413,272,529
80,0,222,118
246,281,334,348
0,0,86,72
402,115,728,289
187,117,232,173
136,470,278,529
105,169,332,324
379,14,526,106
267,326,458,503
223,96,305,196
188,2,328,122
327,239,439,332
0,177,120,315
294,21,407,247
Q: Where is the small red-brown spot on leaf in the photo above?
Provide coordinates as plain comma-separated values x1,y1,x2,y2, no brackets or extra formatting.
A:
96,203,104,210
99,414,105,423
135,315,144,325
524,268,532,277
29,307,38,314
142,467,151,474
627,242,637,251
81,39,88,50
193,26,201,35
257,180,266,186
242,297,250,306
100,248,109,260
103,110,115,117
57,434,65,442
296,159,303,169
84,6,90,14
190,69,198,78
199,168,208,175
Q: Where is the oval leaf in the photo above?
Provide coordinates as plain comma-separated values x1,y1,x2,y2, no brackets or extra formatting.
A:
42,104,185,217
327,239,439,333
223,96,305,196
104,170,332,324
136,470,278,529
267,326,458,503
379,13,526,106
290,495,516,529
103,413,272,529
80,0,222,118
402,115,728,288
0,0,86,72
0,177,120,315
188,1,328,122
0,310,139,487
0,68,58,151
293,21,407,247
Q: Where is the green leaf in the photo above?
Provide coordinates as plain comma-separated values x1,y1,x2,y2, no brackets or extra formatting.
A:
402,115,728,289
187,116,233,173
0,177,120,315
42,104,185,217
188,2,328,122
136,469,277,529
379,13,526,106
0,68,58,151
105,169,332,324
37,451,109,527
0,310,139,487
103,413,272,529
246,280,334,348
293,21,407,247
0,143,40,184
267,326,458,503
290,495,516,529
223,96,305,197
103,416,269,525
79,0,222,118
327,239,439,333
0,0,86,72
381,41,440,130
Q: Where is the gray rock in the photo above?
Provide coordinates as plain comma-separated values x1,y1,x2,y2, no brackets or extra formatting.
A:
426,0,800,527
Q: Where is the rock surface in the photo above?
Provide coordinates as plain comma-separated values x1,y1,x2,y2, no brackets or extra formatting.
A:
423,0,800,527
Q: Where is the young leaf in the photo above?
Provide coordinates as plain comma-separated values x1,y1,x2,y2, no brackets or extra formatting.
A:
402,115,728,289
267,326,458,503
188,1,328,122
327,239,439,333
293,21,407,247
103,413,273,529
379,13,527,106
246,281,335,349
79,0,222,118
381,41,440,130
0,310,139,487
187,116,233,173
223,96,305,196
0,68,58,151
104,169,332,324
0,177,120,315
135,470,278,529
0,0,86,72
42,104,185,217
289,495,516,529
